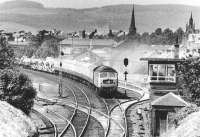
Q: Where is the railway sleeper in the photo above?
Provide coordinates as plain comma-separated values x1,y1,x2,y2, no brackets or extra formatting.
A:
38,130,55,135
39,126,54,130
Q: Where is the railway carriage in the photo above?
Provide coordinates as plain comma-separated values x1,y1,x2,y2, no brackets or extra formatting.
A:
19,57,118,96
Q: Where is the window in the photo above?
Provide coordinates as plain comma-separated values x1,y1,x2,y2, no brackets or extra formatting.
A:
108,72,116,78
149,64,176,82
100,72,107,78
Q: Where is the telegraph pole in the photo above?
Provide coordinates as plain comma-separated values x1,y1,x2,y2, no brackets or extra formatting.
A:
89,38,93,50
58,41,63,97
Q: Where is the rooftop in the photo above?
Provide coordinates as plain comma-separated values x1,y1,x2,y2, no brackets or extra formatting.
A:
140,45,185,62
152,92,188,107
60,38,116,47
94,65,117,73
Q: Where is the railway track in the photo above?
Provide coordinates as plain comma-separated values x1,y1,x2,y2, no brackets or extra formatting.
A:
35,85,91,137
71,79,109,114
35,98,92,137
44,108,76,137
47,109,77,137
26,69,147,137
31,109,58,137
125,100,150,137
36,79,108,137
103,98,146,137
35,77,104,137
104,99,127,137
68,83,92,137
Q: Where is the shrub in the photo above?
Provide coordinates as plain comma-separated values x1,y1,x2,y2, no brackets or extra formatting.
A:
177,57,200,103
0,69,37,115
168,104,199,127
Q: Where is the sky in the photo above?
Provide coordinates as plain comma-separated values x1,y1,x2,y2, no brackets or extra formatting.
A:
1,0,200,8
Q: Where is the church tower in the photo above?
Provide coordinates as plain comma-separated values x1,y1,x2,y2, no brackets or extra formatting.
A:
186,12,196,34
129,4,137,35
189,12,194,28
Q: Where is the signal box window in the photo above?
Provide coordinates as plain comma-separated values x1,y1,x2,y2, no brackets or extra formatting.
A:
149,64,176,83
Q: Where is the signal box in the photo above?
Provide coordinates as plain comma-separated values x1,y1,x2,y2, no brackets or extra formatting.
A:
140,57,182,100
140,46,187,137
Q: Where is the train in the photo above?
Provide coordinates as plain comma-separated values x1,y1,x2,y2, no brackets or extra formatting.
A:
19,56,118,96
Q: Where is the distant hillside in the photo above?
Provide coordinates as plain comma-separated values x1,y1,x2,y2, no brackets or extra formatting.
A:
0,22,37,34
0,0,200,33
0,0,44,9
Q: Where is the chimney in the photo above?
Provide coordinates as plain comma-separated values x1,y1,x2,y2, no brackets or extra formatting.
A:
82,30,86,39
174,36,179,59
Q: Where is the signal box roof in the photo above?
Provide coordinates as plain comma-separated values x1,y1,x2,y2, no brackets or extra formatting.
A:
152,92,188,107
140,57,184,62
93,65,117,73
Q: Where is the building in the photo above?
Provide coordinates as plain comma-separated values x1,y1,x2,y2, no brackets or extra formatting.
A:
128,4,137,36
140,43,187,137
60,38,116,55
184,12,200,55
186,12,199,35
186,12,196,34
186,33,200,55
151,93,188,136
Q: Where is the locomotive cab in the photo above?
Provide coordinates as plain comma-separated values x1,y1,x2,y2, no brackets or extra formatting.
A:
93,65,118,95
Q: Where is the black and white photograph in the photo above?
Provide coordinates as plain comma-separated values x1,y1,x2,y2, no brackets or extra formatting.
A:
0,0,200,137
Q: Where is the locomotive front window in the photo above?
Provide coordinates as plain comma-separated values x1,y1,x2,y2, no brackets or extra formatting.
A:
100,72,107,78
108,72,116,78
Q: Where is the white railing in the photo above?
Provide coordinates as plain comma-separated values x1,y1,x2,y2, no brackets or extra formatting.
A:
148,76,176,83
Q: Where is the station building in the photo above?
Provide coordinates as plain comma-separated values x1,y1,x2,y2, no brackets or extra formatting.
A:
141,43,188,137
187,33,200,53
60,38,116,55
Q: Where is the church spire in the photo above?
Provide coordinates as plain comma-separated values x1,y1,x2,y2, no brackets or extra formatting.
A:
129,4,137,35
189,12,193,27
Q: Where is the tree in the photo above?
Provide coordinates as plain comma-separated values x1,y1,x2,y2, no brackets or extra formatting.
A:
0,69,37,115
177,57,200,103
35,38,59,58
141,32,150,44
37,29,49,44
0,36,15,69
162,28,174,45
175,27,185,43
24,29,65,58
155,28,162,35
0,35,36,115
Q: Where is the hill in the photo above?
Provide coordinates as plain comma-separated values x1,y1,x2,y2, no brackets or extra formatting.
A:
0,21,37,33
0,0,44,9
0,1,200,33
